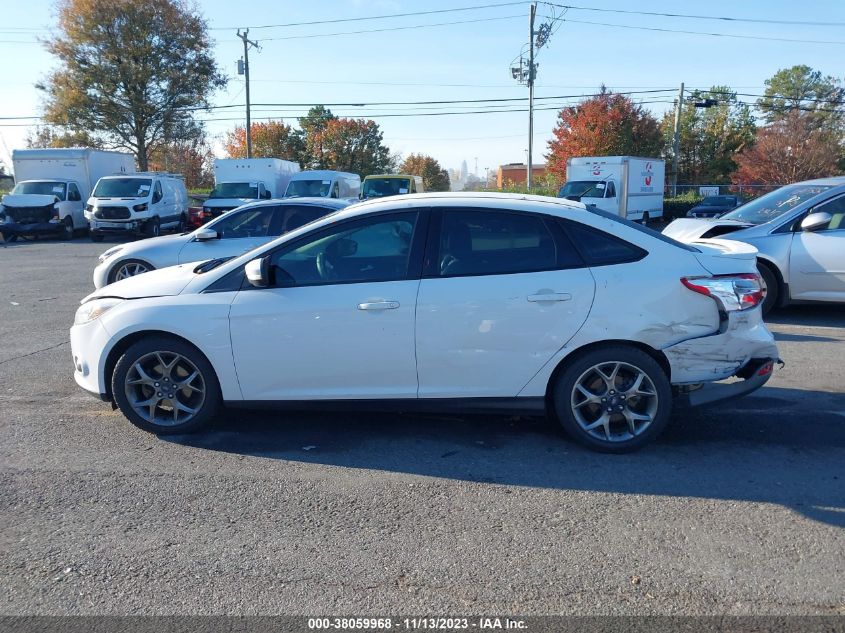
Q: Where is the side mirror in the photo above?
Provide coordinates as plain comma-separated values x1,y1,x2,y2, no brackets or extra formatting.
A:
245,257,270,288
195,228,218,242
800,211,832,232
261,190,271,199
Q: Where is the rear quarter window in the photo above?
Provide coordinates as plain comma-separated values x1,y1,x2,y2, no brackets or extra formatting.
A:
560,219,647,266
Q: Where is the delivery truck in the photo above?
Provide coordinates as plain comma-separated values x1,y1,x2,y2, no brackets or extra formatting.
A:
558,156,664,222
203,158,299,217
284,170,361,200
0,148,134,240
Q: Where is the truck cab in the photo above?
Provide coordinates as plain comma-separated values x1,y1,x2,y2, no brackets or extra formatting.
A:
204,158,299,218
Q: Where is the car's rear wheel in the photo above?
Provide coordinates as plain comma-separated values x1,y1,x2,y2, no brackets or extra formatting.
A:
757,262,779,315
112,336,220,435
109,258,155,284
551,346,672,453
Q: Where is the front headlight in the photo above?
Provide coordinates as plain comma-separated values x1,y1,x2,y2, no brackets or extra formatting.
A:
98,246,124,263
74,298,123,325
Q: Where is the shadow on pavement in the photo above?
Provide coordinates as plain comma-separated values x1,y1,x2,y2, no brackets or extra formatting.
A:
166,386,845,528
766,304,845,329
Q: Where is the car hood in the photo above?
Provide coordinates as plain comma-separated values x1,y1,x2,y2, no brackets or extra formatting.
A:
83,263,198,302
1,193,57,207
690,238,759,276
663,218,754,242
99,231,191,259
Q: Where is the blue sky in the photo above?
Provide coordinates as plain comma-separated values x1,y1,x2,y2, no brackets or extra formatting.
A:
1,0,844,177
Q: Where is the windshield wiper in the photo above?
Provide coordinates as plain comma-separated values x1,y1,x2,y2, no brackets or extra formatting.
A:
194,257,234,274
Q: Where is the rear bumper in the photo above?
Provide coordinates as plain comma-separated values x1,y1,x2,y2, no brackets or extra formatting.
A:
0,220,63,236
674,358,777,407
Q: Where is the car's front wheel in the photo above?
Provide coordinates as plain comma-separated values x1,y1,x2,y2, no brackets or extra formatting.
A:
757,262,779,315
109,259,155,284
551,346,672,453
112,336,220,434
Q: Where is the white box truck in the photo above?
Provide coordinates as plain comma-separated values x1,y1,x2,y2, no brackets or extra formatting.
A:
203,158,299,217
0,148,134,240
558,156,664,222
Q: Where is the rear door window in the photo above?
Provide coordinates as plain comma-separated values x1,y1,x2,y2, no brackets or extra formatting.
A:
560,219,647,266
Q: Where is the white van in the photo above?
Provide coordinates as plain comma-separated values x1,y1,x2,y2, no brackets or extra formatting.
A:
86,172,189,241
284,170,361,200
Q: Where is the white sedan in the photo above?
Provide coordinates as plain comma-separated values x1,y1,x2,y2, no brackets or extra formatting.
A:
93,197,351,288
71,193,779,453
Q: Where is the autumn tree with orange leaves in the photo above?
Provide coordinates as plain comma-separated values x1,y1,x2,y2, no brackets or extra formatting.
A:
732,111,842,186
546,88,663,183
223,120,306,167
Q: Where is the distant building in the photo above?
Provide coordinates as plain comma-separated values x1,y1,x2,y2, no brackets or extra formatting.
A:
460,160,468,182
497,163,547,189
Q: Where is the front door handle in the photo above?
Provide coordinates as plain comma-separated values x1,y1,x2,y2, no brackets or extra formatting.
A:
527,293,572,302
358,301,400,310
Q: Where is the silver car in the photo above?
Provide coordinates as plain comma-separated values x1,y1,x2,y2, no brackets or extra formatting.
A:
663,177,845,313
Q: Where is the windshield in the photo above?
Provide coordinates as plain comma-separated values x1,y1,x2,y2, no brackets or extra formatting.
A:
559,180,605,198
699,196,736,206
719,184,834,225
93,178,152,198
362,177,411,198
286,179,331,198
209,182,258,199
11,181,67,200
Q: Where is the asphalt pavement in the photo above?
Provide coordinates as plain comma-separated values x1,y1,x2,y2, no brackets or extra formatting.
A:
0,238,843,615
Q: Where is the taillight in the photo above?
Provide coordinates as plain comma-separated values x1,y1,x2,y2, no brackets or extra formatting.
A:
681,273,765,311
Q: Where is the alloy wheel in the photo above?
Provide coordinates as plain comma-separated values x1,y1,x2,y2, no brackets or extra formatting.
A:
124,351,206,427
114,261,150,281
570,361,659,442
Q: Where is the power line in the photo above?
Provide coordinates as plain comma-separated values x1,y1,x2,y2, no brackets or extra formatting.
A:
542,3,845,27
554,17,845,45
209,1,527,30
256,14,524,41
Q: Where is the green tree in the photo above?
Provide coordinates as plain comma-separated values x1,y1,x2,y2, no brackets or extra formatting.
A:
223,120,306,166
662,86,757,184
399,153,450,191
25,126,102,149
316,118,392,177
758,65,844,128
38,0,226,170
299,106,337,169
546,87,663,182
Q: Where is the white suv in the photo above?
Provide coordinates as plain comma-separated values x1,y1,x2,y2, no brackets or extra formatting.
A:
70,193,779,452
86,173,189,241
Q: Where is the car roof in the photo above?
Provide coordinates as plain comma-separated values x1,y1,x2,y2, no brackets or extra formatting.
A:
347,191,586,215
236,197,352,211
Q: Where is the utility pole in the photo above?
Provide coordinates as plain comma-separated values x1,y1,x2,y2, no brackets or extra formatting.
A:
671,82,684,197
527,2,537,190
237,29,260,158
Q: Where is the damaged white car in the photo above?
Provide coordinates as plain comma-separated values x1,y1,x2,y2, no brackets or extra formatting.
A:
70,193,779,452
663,177,845,313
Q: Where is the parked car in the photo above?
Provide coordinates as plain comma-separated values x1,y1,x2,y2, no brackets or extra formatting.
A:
93,197,350,288
663,178,845,313
72,192,778,453
86,172,189,241
686,195,742,218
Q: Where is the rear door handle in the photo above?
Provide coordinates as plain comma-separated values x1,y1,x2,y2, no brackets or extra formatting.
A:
527,293,572,302
358,301,400,310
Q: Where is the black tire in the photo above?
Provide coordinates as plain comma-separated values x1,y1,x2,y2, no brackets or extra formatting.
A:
107,258,155,284
145,216,161,238
91,232,105,243
112,335,220,435
59,216,74,241
641,212,650,226
177,214,187,233
757,262,779,315
551,345,672,453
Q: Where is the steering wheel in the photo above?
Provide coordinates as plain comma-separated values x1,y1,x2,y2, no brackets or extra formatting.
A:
316,251,336,281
